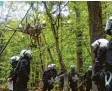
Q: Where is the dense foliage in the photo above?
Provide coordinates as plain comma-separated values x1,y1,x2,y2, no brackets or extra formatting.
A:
0,1,111,90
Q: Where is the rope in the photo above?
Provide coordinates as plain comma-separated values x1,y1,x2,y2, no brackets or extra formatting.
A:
0,31,16,55
0,2,14,55
0,3,34,55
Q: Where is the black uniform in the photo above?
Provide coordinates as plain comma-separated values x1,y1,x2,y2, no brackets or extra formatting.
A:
69,68,79,91
105,18,112,36
8,60,18,91
92,70,105,91
14,57,30,91
105,38,112,72
93,45,107,91
52,68,57,80
42,68,57,91
84,70,92,91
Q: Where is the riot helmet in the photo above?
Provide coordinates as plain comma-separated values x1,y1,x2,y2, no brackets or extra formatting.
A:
91,39,109,50
88,66,92,71
20,49,32,59
70,65,76,75
10,56,20,68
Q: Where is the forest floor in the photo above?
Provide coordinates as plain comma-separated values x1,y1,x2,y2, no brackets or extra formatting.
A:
0,89,35,91
0,89,8,91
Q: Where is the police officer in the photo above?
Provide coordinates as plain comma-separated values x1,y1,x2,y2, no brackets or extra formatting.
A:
8,56,20,91
105,17,112,70
105,16,112,36
103,16,112,91
50,64,57,79
69,65,79,91
91,38,109,73
92,39,109,91
84,66,92,91
92,69,105,91
42,64,57,91
15,49,32,91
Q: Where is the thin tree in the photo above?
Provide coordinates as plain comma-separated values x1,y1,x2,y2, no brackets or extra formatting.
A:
87,1,105,91
74,3,83,73
43,1,70,91
43,1,67,72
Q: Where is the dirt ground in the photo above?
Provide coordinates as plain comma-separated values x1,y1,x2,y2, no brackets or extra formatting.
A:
0,88,8,91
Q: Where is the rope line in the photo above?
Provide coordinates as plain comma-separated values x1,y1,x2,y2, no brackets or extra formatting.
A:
0,3,34,55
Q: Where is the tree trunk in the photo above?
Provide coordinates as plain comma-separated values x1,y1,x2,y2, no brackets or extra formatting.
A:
43,2,69,91
74,5,83,73
43,1,67,72
37,36,44,72
87,1,105,91
63,73,70,91
87,1,105,43
42,32,54,63
102,1,107,37
74,4,83,91
0,31,4,71
0,31,4,52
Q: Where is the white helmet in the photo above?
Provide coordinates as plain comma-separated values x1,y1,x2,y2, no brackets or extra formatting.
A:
109,16,112,20
88,66,92,71
47,64,52,70
70,65,75,68
47,63,56,70
48,64,52,68
91,39,109,49
51,64,56,67
20,49,32,59
10,56,20,63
